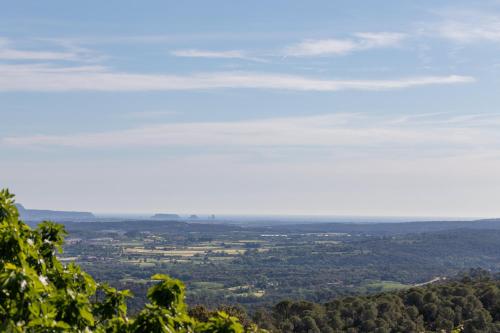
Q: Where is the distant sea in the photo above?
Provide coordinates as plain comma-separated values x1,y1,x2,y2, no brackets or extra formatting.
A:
92,213,480,225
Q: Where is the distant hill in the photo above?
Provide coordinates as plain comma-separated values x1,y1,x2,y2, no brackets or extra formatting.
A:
151,213,180,220
16,203,95,221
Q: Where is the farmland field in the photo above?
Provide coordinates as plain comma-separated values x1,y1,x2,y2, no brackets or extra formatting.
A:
51,218,500,313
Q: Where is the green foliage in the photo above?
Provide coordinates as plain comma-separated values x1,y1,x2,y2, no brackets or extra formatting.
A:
196,312,244,333
0,189,262,333
257,273,500,333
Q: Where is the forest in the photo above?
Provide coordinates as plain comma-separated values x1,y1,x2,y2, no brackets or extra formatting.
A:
4,188,500,332
252,270,500,332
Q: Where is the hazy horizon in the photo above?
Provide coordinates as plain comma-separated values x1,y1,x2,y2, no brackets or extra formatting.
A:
15,200,486,221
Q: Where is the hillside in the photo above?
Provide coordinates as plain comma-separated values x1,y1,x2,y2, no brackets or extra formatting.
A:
253,271,500,333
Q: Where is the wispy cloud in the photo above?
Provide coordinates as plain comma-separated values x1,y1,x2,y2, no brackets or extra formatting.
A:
172,49,246,59
172,32,405,60
4,113,499,158
428,10,500,43
0,37,80,61
284,32,406,57
0,37,106,64
124,110,179,119
171,49,264,62
0,63,473,92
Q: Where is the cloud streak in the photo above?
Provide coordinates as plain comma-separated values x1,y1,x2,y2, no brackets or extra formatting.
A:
0,64,473,92
171,49,264,62
0,37,102,62
284,32,406,57
0,38,79,61
4,113,499,158
428,10,500,43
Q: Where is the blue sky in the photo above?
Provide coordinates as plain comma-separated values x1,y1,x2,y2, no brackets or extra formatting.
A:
1,1,500,217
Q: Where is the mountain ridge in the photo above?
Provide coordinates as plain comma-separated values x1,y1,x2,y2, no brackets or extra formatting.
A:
16,203,95,221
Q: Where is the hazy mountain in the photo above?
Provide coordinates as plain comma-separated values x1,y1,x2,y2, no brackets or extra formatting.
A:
16,203,95,221
151,213,180,220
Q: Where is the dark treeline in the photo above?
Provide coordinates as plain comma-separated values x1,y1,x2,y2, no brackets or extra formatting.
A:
264,219,500,236
36,217,500,237
244,270,500,333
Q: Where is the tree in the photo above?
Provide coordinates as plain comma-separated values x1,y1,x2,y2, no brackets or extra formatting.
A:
0,189,262,333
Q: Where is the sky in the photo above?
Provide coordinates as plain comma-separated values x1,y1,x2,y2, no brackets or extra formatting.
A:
1,1,500,217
